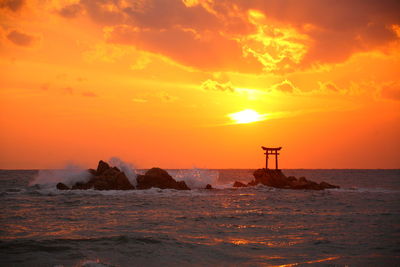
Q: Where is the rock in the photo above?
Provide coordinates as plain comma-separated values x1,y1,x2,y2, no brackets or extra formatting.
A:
58,160,135,191
136,167,190,190
248,168,339,190
205,184,213,189
319,181,340,189
88,168,97,176
247,180,259,186
233,181,247,187
72,181,93,190
253,169,291,188
56,183,69,190
96,160,110,175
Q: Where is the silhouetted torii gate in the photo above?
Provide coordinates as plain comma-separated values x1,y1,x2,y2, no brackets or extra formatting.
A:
261,146,282,170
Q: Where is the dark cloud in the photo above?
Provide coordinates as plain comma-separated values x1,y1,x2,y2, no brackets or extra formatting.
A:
0,0,24,12
60,0,400,72
58,3,82,18
107,24,263,72
6,30,36,46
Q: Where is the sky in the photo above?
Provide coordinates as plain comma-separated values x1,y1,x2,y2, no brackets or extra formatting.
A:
0,0,399,169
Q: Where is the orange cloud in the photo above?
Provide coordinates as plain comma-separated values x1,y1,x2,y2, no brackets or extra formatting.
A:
51,0,399,73
201,79,235,92
58,3,82,18
272,80,298,93
0,0,24,12
106,24,262,72
82,91,97,97
6,29,37,46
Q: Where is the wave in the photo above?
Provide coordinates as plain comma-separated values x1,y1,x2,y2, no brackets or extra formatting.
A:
328,187,400,194
28,158,139,188
108,157,137,186
29,165,91,188
171,168,219,189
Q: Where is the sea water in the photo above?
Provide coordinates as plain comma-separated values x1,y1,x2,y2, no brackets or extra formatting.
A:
0,169,399,266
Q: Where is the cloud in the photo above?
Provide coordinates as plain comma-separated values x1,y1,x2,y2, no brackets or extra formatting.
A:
83,43,133,63
106,24,262,72
228,0,400,65
131,91,177,103
82,91,97,97
6,30,36,47
318,81,339,92
0,0,24,12
58,3,82,18
201,79,235,92
273,80,297,93
381,82,400,101
130,55,151,70
57,0,400,72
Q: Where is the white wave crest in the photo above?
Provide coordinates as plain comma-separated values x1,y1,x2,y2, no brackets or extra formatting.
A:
171,168,219,189
30,164,90,187
108,157,137,186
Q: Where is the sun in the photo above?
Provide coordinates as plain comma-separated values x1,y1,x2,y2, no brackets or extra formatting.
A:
227,109,267,124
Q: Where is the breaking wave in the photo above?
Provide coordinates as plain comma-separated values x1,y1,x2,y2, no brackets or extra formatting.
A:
29,164,90,188
171,168,219,189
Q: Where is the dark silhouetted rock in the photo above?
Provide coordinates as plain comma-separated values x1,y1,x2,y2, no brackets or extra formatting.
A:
205,184,213,189
71,181,93,190
247,169,339,190
233,181,247,187
253,169,291,188
96,160,110,175
319,181,340,189
247,180,259,186
136,167,190,190
56,183,69,190
88,168,97,176
58,160,135,191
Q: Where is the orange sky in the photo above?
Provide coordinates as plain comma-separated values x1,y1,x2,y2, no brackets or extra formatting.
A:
0,0,399,169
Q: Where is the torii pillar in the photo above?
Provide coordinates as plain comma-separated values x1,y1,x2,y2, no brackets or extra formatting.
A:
261,146,282,170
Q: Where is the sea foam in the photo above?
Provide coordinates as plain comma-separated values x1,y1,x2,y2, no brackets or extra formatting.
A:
30,164,90,187
172,168,219,189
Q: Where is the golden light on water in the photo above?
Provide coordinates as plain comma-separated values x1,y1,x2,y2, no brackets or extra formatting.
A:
227,109,268,124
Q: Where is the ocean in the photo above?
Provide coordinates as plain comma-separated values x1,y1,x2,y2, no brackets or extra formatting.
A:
0,168,399,266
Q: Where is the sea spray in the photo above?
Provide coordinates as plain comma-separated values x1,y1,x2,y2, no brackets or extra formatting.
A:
172,168,219,189
30,164,90,187
108,157,138,186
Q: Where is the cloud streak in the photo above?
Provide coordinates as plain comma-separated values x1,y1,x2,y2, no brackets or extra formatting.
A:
6,30,37,47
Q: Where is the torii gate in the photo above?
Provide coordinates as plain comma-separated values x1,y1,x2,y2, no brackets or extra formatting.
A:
261,146,282,170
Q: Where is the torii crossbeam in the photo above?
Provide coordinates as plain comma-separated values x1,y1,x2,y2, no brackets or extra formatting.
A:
261,146,282,170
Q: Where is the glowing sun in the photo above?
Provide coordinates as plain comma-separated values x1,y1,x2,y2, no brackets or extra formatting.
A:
227,109,267,124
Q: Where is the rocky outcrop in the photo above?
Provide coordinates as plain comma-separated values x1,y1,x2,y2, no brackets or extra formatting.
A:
136,168,190,190
233,181,247,188
57,161,192,191
79,160,135,190
205,184,213,189
56,182,70,190
56,160,134,190
233,169,339,190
